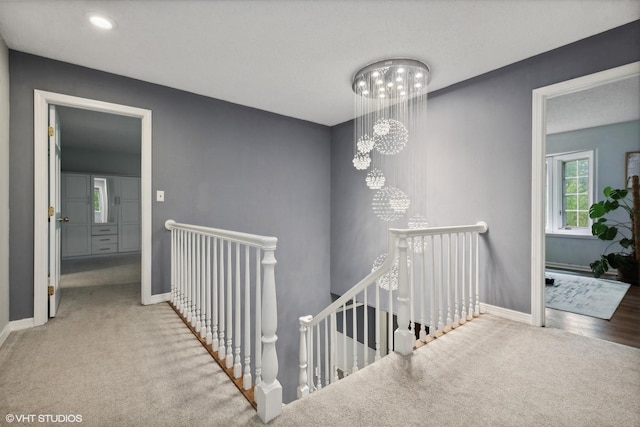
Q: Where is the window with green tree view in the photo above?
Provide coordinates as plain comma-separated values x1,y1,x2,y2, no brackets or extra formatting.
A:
546,150,594,236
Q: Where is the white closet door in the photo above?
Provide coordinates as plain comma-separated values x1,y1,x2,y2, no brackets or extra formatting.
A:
61,173,92,258
118,177,141,252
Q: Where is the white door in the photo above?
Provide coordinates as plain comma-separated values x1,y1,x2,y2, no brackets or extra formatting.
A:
49,105,63,317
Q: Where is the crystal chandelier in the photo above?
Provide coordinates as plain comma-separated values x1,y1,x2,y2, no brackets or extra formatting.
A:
351,58,431,222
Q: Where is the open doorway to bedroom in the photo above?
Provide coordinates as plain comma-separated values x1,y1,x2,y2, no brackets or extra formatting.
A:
33,90,153,327
56,106,142,293
531,62,640,348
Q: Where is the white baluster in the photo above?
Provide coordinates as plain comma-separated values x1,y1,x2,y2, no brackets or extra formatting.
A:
375,280,381,360
467,232,474,321
331,312,338,382
352,296,358,373
186,232,193,324
453,233,460,329
307,325,314,391
170,229,175,304
199,235,207,339
316,323,322,389
324,317,329,387
460,232,467,325
394,234,413,355
436,234,444,337
195,234,202,333
444,234,452,333
179,230,185,315
212,237,219,352
218,239,226,360
427,234,436,342
388,270,393,354
474,231,480,317
205,236,213,344
419,241,427,342
255,248,262,386
363,287,368,367
243,245,251,390
409,244,415,339
234,243,242,378
297,317,311,399
226,240,233,368
255,245,282,423
342,304,346,376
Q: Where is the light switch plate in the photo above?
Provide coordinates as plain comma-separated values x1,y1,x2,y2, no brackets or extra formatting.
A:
156,190,165,202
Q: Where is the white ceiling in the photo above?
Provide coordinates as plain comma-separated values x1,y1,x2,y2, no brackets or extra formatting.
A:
546,75,640,135
0,1,638,127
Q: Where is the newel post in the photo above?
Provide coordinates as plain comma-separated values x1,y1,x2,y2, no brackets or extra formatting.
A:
297,315,312,399
394,234,413,355
256,243,282,423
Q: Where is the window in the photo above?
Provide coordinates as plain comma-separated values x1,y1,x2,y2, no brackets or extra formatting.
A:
546,150,594,236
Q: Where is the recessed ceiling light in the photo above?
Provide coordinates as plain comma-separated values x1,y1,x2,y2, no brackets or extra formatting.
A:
88,14,115,30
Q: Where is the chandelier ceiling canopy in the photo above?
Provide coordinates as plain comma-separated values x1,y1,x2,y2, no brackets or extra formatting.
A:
352,58,431,100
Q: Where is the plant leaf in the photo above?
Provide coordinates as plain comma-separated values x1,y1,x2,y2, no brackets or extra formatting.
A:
603,226,618,240
620,238,632,249
603,186,612,197
589,202,606,218
610,189,628,200
590,258,608,278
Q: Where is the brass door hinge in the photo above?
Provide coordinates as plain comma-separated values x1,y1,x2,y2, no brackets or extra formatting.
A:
48,206,54,217
48,126,54,137
48,285,54,296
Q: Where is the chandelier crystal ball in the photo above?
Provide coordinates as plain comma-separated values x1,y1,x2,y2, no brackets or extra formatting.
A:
365,168,386,189
372,186,410,221
352,151,371,170
357,134,375,153
373,119,408,155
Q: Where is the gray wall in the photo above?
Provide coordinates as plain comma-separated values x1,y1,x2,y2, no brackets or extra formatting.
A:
546,121,640,268
62,147,141,176
331,21,640,314
9,51,332,403
0,34,9,338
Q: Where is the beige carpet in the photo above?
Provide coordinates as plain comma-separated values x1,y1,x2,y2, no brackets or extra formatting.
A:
270,315,640,427
2,282,639,427
0,282,261,426
60,253,141,288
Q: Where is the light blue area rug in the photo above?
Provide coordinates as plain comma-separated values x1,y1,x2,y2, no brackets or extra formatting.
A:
545,271,630,320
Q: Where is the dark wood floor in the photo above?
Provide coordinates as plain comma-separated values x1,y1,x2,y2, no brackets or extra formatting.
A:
545,282,640,348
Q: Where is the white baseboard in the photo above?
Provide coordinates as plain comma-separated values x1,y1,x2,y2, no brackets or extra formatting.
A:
148,292,171,304
480,303,532,325
546,262,617,278
0,322,10,348
10,317,35,331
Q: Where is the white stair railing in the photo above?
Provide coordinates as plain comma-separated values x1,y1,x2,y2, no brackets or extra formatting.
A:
165,220,282,423
297,221,488,398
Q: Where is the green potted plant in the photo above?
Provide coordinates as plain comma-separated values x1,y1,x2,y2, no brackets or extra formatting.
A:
589,176,639,285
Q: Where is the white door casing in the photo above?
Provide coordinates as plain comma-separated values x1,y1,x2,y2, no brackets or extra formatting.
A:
34,90,153,326
530,61,640,327
48,105,62,316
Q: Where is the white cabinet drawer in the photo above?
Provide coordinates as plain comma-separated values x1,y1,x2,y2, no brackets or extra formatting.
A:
92,235,118,245
91,243,118,254
92,225,117,236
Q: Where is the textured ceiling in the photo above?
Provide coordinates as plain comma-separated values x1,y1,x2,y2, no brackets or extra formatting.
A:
546,75,640,135
0,1,638,126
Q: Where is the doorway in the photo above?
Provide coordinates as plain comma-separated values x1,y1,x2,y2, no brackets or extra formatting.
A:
33,90,153,326
56,106,142,297
530,62,640,329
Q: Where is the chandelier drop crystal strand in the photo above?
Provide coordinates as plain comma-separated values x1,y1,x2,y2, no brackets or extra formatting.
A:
371,253,411,291
408,213,428,253
352,58,430,220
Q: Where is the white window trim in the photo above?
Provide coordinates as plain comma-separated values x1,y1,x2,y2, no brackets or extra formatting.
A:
545,149,595,236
